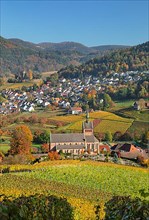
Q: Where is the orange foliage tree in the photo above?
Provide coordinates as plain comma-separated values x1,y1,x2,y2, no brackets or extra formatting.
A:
48,151,60,160
0,129,3,136
41,143,49,153
10,125,33,155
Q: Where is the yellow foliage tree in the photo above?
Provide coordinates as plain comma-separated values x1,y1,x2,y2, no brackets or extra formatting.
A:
28,70,33,80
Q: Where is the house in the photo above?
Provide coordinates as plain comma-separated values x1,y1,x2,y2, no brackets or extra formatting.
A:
28,106,35,112
69,107,83,115
111,143,148,159
133,99,147,111
50,113,99,155
133,102,140,111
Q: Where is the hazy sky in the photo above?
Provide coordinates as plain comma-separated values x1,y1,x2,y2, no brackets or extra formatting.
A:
1,0,148,46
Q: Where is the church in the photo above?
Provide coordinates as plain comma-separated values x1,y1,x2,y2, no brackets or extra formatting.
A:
50,113,99,155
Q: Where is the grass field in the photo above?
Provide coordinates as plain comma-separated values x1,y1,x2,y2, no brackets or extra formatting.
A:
110,100,135,111
0,160,148,219
0,82,34,91
0,80,43,91
118,109,149,122
0,143,42,153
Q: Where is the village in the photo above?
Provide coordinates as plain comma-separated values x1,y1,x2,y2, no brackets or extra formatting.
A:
0,70,148,114
0,69,148,166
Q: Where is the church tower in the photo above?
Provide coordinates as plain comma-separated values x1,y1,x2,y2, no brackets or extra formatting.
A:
82,111,93,136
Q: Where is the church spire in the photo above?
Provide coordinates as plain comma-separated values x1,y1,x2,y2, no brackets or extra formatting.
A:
86,110,89,123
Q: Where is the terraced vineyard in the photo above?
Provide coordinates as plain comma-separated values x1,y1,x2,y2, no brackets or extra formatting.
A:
66,111,133,134
0,160,148,219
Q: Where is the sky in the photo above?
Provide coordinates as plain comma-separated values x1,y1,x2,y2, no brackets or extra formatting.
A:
0,0,148,46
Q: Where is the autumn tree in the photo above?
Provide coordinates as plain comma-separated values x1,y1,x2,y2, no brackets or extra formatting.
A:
48,151,60,160
98,133,105,142
28,69,33,80
41,143,49,153
0,129,3,136
113,131,122,141
0,77,6,86
10,125,33,155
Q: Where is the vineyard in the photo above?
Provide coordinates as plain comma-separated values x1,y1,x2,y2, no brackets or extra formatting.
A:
0,111,134,154
0,160,148,219
66,111,133,134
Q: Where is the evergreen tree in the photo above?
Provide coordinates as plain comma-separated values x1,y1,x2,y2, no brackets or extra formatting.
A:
105,131,113,142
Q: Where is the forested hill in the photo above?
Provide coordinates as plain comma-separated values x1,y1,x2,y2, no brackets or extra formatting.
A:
9,38,129,54
0,36,129,77
0,37,82,76
58,41,149,78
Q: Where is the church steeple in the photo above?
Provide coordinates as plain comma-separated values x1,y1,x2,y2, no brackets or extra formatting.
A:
86,110,89,123
83,110,93,136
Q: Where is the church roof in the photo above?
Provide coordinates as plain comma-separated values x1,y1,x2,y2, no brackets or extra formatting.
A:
51,133,99,143
85,135,99,143
51,133,84,143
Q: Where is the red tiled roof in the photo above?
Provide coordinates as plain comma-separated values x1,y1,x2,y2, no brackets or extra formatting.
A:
99,145,110,151
71,107,82,111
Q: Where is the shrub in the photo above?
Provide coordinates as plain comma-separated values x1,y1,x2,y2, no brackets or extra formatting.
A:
48,151,60,160
41,143,49,153
141,159,149,167
0,194,74,220
137,156,149,167
2,154,34,165
33,131,50,144
31,147,39,154
105,196,149,220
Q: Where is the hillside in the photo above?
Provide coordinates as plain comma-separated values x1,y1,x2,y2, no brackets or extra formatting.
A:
0,36,129,77
0,37,82,76
10,38,129,54
58,41,149,78
0,160,148,219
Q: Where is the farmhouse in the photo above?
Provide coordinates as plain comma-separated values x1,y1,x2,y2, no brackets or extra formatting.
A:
50,113,99,154
69,107,83,115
